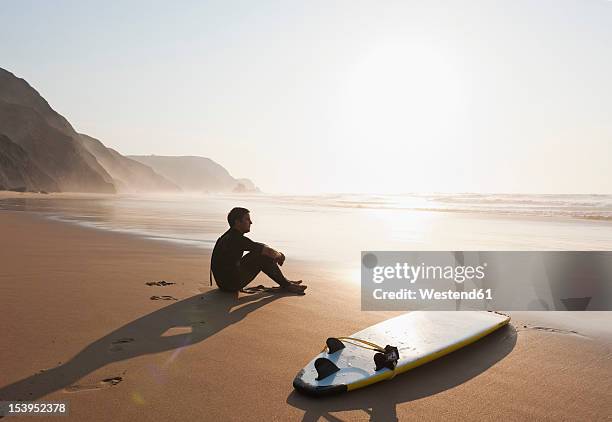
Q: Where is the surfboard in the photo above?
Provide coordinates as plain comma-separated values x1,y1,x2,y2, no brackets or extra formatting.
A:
293,311,510,396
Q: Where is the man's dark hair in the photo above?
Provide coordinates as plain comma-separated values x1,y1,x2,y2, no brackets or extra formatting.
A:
227,207,250,227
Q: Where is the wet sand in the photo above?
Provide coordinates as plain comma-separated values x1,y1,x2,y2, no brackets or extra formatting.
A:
1,210,611,421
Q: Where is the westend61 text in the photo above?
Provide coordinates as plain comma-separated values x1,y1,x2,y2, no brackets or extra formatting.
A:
373,288,493,301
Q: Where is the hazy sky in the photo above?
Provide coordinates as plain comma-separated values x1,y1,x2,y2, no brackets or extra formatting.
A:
1,0,611,194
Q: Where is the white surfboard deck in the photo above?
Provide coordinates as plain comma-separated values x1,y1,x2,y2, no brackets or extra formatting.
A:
293,311,510,396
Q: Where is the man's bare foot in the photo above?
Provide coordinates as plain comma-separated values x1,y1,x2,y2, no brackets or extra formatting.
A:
282,283,307,294
288,279,303,285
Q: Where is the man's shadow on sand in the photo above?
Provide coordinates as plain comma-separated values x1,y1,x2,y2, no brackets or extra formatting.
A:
287,324,517,422
0,288,282,401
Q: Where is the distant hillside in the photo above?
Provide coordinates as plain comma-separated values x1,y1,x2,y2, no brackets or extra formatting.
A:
0,134,58,192
0,67,258,194
0,68,115,193
234,178,257,192
79,134,180,193
128,155,259,193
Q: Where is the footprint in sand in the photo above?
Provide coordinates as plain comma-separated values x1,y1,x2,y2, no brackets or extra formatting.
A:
109,337,135,352
145,280,176,286
531,326,584,336
112,337,134,344
64,377,123,393
150,295,177,301
520,324,586,337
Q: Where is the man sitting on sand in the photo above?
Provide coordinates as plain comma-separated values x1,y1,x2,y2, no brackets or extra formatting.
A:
211,207,307,294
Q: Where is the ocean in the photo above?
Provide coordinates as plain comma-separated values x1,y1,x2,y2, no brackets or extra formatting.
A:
2,193,612,271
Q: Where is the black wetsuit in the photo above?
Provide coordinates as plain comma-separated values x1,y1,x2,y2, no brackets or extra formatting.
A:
210,227,289,291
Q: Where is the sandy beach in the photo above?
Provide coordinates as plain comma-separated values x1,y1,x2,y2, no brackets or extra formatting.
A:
3,1,612,419
1,209,611,421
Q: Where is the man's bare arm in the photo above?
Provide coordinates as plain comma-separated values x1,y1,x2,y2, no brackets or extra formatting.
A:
262,245,285,265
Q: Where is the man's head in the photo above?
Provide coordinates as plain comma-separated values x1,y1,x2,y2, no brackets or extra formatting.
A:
227,207,252,233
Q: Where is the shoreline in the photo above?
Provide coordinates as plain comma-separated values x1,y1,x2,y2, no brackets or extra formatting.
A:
1,210,611,420
2,191,612,229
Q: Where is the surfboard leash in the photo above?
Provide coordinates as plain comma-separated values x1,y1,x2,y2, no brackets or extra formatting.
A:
321,337,386,353
322,337,400,372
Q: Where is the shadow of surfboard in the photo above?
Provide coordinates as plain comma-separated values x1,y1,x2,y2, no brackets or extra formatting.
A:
286,323,517,422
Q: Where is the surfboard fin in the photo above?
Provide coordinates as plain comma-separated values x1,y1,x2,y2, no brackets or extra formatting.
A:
314,357,340,380
374,345,400,371
326,337,345,354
